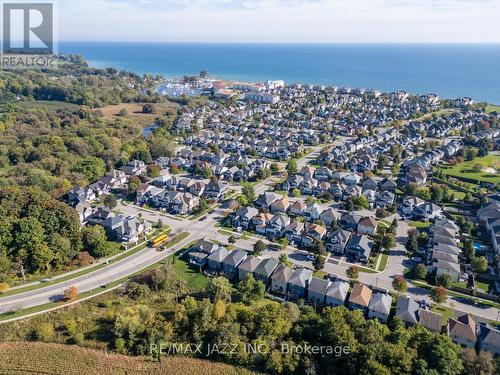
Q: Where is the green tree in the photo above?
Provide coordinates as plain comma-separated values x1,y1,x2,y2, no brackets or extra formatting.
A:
430,285,447,304
207,276,232,302
437,273,451,288
414,263,428,279
392,275,408,294
102,194,117,209
286,159,298,174
238,274,265,303
253,240,266,256
471,256,488,274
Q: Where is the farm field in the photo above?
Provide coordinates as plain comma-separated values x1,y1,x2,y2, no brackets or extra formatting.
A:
0,342,262,375
439,154,500,185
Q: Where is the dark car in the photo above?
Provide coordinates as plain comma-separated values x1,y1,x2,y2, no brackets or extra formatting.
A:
199,216,208,221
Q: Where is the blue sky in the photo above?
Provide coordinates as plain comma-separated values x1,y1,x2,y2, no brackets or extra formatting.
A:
59,0,500,42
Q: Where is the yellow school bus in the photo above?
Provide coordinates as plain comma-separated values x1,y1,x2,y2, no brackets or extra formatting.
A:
151,234,169,248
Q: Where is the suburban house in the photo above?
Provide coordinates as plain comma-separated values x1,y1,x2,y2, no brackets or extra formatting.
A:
287,268,313,299
320,208,341,226
285,220,305,244
477,323,500,355
270,264,294,295
419,308,443,333
326,229,352,254
289,200,306,216
395,296,420,326
345,235,373,262
357,217,378,236
204,181,229,199
232,206,259,229
368,293,392,323
348,283,373,312
253,257,279,285
238,256,261,280
207,248,230,272
270,196,291,213
188,240,219,267
325,280,350,307
447,314,477,348
222,250,248,278
307,277,330,306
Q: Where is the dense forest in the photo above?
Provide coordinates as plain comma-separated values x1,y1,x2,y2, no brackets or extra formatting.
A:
0,57,179,282
1,264,498,375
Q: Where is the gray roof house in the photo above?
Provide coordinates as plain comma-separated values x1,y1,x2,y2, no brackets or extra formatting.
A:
238,256,261,281
207,248,230,272
368,293,392,323
325,280,350,307
478,323,500,355
326,229,352,254
254,257,279,285
395,296,420,326
232,206,259,229
188,239,219,267
307,277,330,306
222,250,248,278
419,308,442,333
288,268,313,299
345,235,373,263
270,264,294,295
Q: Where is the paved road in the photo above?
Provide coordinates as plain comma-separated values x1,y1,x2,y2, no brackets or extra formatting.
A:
2,142,499,323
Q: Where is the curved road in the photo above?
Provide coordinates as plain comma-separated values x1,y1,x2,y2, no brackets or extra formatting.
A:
0,235,192,314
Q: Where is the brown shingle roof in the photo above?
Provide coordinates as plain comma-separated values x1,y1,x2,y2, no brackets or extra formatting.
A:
349,283,373,307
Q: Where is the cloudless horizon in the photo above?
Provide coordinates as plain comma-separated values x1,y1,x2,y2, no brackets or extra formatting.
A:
57,1,500,43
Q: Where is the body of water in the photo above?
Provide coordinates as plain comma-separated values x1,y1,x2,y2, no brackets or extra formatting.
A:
59,42,500,104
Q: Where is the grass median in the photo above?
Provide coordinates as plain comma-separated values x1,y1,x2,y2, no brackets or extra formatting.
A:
0,232,189,323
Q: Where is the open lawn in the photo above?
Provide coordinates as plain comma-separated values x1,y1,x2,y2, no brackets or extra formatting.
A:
98,102,179,119
171,256,210,291
0,342,261,375
17,100,80,112
486,105,500,113
439,155,500,185
409,221,431,229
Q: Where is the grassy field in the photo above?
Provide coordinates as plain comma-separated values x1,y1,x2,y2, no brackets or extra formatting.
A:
17,100,80,112
486,105,500,113
377,253,389,272
98,102,178,118
171,256,210,291
0,342,261,375
409,221,431,229
439,155,500,185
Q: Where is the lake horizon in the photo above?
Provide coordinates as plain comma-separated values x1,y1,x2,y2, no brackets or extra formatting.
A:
59,41,500,104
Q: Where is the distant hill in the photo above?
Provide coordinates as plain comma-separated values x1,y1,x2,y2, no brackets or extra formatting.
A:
0,342,263,375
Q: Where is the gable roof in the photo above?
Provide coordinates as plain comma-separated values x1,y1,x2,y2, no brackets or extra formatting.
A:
419,308,442,332
349,283,373,307
368,293,392,315
308,277,330,295
270,264,294,283
254,257,279,278
478,323,500,348
448,314,477,341
238,255,261,273
222,250,248,267
288,268,313,288
395,296,420,324
326,280,349,301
